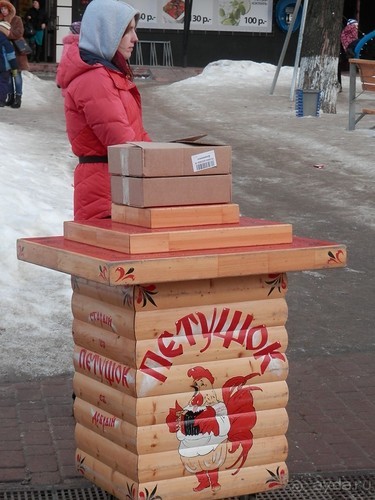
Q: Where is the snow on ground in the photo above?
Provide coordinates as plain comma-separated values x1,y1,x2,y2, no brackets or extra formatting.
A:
0,61,373,381
1,71,74,382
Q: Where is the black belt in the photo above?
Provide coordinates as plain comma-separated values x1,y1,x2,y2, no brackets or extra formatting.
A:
78,155,108,163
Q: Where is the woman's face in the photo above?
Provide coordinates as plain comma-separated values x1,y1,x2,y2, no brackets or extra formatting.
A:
0,6,9,17
118,17,138,60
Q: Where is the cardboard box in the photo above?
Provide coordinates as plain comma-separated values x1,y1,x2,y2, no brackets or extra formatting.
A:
108,141,232,177
111,174,232,208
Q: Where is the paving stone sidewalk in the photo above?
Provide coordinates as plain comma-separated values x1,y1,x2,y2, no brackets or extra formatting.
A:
1,352,374,490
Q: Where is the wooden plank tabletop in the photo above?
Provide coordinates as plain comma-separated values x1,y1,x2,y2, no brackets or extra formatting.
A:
17,235,347,286
63,217,293,254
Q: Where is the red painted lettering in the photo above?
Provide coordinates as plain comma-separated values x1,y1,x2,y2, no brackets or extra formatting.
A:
89,311,114,330
122,366,130,388
196,310,213,352
213,309,246,348
245,325,268,351
92,410,117,431
175,313,198,346
158,331,183,358
140,350,173,382
78,348,130,387
139,309,273,384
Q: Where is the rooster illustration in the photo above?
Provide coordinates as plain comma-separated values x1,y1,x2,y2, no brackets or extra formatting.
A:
166,366,261,493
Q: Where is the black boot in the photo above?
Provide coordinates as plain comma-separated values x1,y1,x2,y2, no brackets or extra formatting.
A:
5,93,14,106
11,94,22,109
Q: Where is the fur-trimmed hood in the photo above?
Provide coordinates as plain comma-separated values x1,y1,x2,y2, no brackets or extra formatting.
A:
0,0,16,23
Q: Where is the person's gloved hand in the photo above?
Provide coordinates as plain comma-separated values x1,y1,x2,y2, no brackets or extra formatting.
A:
11,69,18,77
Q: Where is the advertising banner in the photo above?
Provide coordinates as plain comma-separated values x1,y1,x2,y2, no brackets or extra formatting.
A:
128,0,273,33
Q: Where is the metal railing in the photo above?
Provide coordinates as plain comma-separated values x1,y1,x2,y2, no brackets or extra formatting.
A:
135,40,173,66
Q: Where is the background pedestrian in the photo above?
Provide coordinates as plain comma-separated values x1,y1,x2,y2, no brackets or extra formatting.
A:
341,18,359,58
0,20,17,106
0,0,29,108
24,0,48,62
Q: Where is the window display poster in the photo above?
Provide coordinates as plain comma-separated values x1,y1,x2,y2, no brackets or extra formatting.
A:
128,0,273,33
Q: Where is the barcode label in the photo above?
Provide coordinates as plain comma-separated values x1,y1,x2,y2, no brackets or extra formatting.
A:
191,150,217,172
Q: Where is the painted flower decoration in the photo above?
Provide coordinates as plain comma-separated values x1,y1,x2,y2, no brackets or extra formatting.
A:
266,465,287,488
76,453,85,474
115,266,135,283
328,249,345,264
126,483,162,499
136,284,158,307
265,273,287,296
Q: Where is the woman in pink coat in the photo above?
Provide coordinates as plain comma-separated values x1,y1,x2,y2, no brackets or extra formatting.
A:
56,0,151,221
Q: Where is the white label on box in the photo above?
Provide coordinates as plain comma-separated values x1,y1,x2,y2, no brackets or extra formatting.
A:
191,150,217,172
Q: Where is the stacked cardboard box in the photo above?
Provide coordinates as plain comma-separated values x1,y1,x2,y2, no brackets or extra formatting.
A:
108,141,233,209
63,141,293,253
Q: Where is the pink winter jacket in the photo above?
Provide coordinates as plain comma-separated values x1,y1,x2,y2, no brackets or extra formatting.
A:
56,42,150,221
340,23,358,52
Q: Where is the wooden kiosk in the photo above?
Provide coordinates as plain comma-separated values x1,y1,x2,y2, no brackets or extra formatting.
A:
17,142,346,499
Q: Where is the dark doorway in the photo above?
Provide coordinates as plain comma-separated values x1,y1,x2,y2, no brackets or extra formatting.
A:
13,0,56,62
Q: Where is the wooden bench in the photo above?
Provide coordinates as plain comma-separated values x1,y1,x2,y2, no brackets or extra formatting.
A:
348,58,375,130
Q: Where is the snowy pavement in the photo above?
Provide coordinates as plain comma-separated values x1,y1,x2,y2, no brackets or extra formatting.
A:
1,61,374,383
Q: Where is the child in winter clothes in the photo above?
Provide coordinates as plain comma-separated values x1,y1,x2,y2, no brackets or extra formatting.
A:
0,20,18,107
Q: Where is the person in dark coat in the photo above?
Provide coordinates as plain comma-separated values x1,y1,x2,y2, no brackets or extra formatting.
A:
24,0,48,62
0,20,18,106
